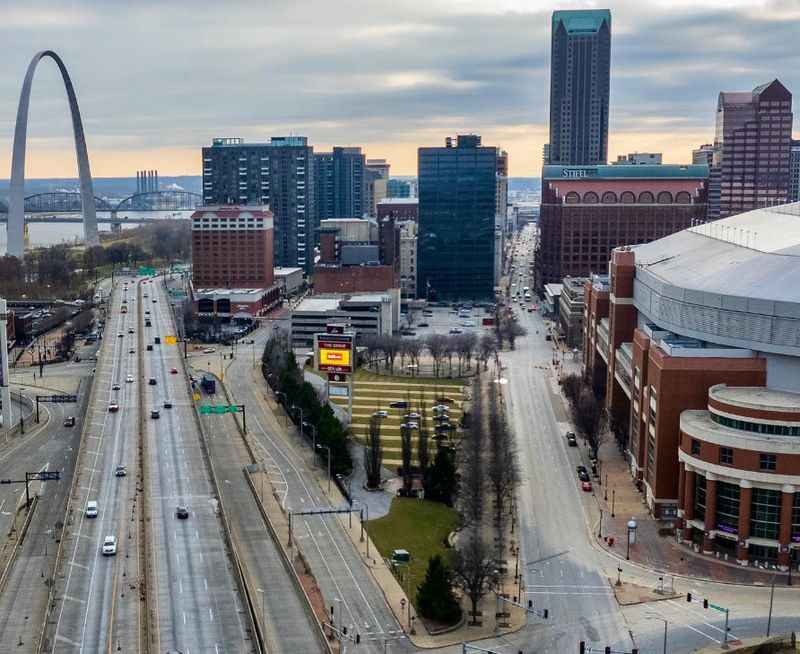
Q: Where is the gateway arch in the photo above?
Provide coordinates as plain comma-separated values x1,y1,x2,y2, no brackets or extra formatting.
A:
7,50,98,258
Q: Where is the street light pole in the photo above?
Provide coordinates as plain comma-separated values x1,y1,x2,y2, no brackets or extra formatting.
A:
317,444,331,492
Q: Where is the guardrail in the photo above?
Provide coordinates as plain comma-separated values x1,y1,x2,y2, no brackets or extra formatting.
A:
0,496,39,595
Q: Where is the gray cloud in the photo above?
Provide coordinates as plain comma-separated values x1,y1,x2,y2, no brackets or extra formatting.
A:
0,0,797,173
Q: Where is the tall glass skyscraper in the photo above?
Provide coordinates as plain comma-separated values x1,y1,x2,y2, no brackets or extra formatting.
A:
417,135,497,301
548,9,611,166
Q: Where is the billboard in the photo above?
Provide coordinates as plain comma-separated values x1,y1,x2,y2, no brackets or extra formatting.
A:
317,333,354,374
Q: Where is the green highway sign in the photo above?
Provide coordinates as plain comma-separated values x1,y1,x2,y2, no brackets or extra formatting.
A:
138,266,156,276
199,405,240,415
709,603,726,613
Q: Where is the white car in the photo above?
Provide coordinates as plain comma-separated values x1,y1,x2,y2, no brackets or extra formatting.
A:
102,535,117,556
373,410,389,418
202,347,216,354
126,375,134,383
112,383,121,391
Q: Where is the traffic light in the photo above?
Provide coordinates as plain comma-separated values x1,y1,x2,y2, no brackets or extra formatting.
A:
686,592,692,602
703,599,709,609
579,642,585,654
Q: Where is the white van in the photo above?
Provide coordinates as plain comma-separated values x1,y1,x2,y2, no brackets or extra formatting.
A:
86,501,98,518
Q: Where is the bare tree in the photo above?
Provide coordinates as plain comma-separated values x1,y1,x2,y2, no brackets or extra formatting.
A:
400,423,414,495
444,335,457,377
502,316,527,350
406,338,424,376
398,338,409,372
609,403,630,451
383,334,402,375
425,334,447,378
572,386,607,458
459,377,484,526
462,331,478,371
364,415,383,489
452,530,500,624
478,334,496,371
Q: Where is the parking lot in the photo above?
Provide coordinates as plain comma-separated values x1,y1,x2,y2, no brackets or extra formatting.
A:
400,304,495,339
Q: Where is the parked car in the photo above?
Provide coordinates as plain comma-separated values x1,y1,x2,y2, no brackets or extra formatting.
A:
581,481,593,492
417,322,429,328
566,432,577,447
388,401,408,409
373,410,389,418
578,469,590,483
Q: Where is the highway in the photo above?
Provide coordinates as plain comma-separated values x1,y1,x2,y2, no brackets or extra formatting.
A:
144,279,251,652
47,277,141,653
220,327,406,652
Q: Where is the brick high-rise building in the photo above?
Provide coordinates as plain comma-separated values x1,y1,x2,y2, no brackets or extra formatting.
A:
548,9,612,166
201,136,316,272
715,79,793,218
536,164,708,292
190,206,274,288
582,203,800,573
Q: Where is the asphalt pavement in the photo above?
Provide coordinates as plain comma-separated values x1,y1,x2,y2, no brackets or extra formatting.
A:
145,279,251,652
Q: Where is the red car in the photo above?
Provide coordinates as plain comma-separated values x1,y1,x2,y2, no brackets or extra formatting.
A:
170,368,178,374
581,481,593,492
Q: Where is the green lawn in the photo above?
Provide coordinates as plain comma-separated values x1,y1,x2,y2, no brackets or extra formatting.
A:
366,498,459,606
355,367,465,386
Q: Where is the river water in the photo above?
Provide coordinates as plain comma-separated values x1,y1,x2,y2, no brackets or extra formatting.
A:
0,210,194,254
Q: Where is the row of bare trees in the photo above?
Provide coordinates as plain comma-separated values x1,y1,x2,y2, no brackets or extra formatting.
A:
450,375,519,622
360,333,498,378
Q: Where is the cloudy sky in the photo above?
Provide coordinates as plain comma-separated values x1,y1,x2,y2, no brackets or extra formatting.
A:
1,0,799,178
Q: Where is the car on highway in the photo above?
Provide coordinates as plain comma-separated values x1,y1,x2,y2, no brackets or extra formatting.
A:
417,322,430,328
117,332,124,338
126,375,134,383
108,402,120,413
152,299,157,303
63,416,75,427
148,378,157,385
102,535,117,556
115,465,127,477
128,328,134,334
163,401,173,409
170,367,178,374
112,383,120,391
150,409,160,419
566,432,577,447
176,505,189,519
145,310,150,315
129,348,135,354
581,481,593,492
86,501,98,518
449,328,463,335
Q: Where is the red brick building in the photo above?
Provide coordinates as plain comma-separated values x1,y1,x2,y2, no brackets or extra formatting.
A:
376,198,418,222
582,202,800,572
191,206,274,288
537,164,708,292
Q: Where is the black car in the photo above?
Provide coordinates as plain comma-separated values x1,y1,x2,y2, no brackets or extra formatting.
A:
148,378,157,386
176,505,189,519
389,401,408,409
417,322,430,328
577,469,590,482
566,432,577,447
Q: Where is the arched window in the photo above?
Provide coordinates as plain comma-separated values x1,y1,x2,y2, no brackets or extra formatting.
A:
620,191,636,204
657,191,673,204
601,191,618,204
675,191,692,204
638,191,655,204
583,191,599,204
565,191,580,204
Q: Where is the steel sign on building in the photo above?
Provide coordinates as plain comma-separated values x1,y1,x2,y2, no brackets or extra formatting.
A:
316,333,354,373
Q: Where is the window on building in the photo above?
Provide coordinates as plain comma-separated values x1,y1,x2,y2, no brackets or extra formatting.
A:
750,487,782,540
691,439,701,455
620,191,636,203
759,453,777,471
583,191,599,204
695,474,707,521
716,481,741,534
565,192,580,204
675,191,692,204
793,492,800,541
638,191,655,203
601,191,617,204
656,191,673,204
720,447,734,465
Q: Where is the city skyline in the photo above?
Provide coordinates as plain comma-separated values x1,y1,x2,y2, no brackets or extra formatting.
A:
1,1,799,178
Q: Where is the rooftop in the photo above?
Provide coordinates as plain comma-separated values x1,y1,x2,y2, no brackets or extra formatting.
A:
543,164,708,180
274,267,303,275
631,202,800,303
378,198,419,205
552,9,611,34
710,384,800,414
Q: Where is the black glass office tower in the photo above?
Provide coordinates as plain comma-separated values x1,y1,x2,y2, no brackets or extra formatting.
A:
548,9,611,166
417,135,496,301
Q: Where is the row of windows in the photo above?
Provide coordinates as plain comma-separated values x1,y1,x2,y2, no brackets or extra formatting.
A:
691,438,779,470
563,190,693,205
710,413,800,436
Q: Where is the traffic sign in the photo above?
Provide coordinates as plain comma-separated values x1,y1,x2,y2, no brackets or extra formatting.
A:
34,471,61,481
39,394,77,403
199,404,240,415
138,266,156,276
